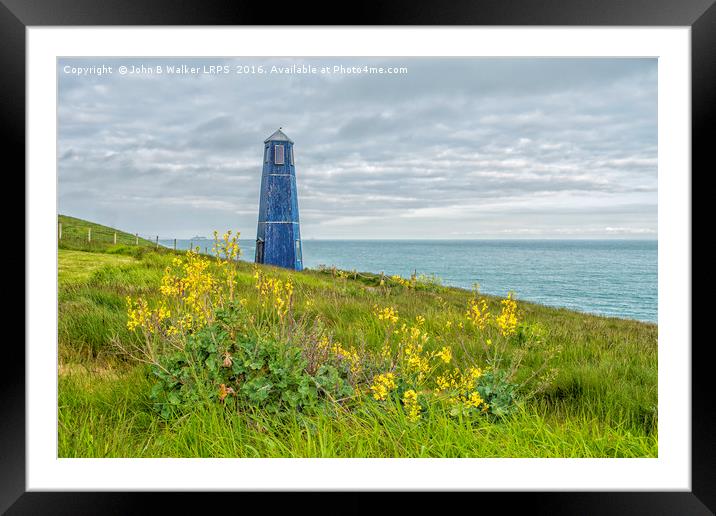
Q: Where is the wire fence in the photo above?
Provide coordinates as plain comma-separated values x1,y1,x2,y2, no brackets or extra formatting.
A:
57,222,432,285
57,222,227,256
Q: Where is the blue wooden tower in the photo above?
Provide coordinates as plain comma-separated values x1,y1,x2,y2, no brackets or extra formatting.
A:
255,128,303,270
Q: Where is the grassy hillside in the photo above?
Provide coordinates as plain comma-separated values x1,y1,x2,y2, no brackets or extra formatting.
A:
58,214,156,252
57,223,658,458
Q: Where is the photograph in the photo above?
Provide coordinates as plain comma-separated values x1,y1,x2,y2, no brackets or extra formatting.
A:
56,55,660,459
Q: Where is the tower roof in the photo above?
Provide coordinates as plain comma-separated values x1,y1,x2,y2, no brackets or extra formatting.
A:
264,128,293,144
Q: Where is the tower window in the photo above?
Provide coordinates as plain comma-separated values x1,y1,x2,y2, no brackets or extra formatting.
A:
274,145,285,165
264,146,269,163
295,240,302,261
291,146,294,165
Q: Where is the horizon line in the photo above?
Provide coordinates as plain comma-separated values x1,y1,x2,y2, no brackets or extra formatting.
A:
165,236,658,241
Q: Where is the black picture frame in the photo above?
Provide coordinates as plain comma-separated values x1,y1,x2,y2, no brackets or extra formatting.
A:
6,0,711,513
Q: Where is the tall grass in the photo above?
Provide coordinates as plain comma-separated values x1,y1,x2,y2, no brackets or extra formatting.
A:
59,366,655,458
58,247,658,458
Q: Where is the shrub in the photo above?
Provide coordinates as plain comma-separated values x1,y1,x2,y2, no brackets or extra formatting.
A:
120,230,560,425
149,307,321,418
476,369,518,418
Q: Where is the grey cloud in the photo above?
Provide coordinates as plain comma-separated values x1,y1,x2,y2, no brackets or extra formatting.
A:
58,57,657,239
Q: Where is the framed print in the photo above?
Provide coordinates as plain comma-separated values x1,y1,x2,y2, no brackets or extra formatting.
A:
6,0,712,513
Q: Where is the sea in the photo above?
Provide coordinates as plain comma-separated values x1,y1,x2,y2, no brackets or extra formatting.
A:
160,239,657,324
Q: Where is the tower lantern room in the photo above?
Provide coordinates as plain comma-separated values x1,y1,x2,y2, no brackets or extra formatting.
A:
255,128,303,271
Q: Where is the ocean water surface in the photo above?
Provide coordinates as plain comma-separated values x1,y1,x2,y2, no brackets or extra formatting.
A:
162,239,657,323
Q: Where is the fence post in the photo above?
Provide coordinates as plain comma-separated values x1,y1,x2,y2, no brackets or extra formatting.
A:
135,233,139,246
156,236,159,248
189,241,193,253
58,222,62,240
114,232,117,245
88,228,91,243
205,246,208,255
173,238,177,250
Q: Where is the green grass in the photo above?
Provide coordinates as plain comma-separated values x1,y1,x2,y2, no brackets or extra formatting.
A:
57,223,658,458
59,367,654,458
58,250,138,283
58,214,156,252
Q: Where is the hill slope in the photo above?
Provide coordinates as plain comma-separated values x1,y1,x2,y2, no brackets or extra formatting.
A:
57,222,658,458
58,214,155,251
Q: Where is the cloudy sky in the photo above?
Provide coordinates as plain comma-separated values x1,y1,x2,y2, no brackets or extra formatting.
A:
58,57,657,240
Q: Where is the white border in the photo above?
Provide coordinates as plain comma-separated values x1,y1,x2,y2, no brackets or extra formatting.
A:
27,27,691,491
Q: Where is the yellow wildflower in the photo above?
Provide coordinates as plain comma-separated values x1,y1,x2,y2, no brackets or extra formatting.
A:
374,305,399,324
465,391,485,409
126,296,151,331
434,346,452,364
330,341,362,375
466,297,490,330
465,366,483,384
436,371,456,390
390,275,413,288
317,335,330,352
370,372,396,401
402,389,421,422
405,350,430,378
157,303,170,322
254,270,293,318
496,293,518,337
